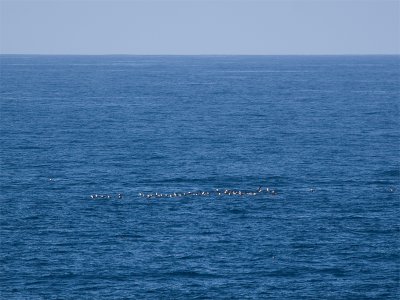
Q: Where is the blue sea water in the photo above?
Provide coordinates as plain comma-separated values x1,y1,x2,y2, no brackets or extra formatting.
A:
0,55,399,299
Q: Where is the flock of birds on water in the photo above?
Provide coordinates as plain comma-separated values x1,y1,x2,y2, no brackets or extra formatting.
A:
89,186,397,200
91,193,124,199
90,187,286,200
46,177,397,200
90,186,396,199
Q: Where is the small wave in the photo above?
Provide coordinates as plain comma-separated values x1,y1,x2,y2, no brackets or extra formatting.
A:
228,208,247,214
317,267,347,277
165,270,221,279
380,169,400,177
366,180,396,185
114,233,144,239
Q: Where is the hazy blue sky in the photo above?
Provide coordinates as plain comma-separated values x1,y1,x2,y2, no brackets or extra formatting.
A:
1,0,399,54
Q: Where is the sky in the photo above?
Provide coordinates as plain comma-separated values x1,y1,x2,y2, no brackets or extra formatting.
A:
0,0,399,55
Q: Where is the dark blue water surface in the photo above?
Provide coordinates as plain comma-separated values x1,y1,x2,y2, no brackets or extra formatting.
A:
0,55,399,299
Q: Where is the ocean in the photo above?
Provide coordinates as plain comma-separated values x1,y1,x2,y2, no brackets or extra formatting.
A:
0,55,399,299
